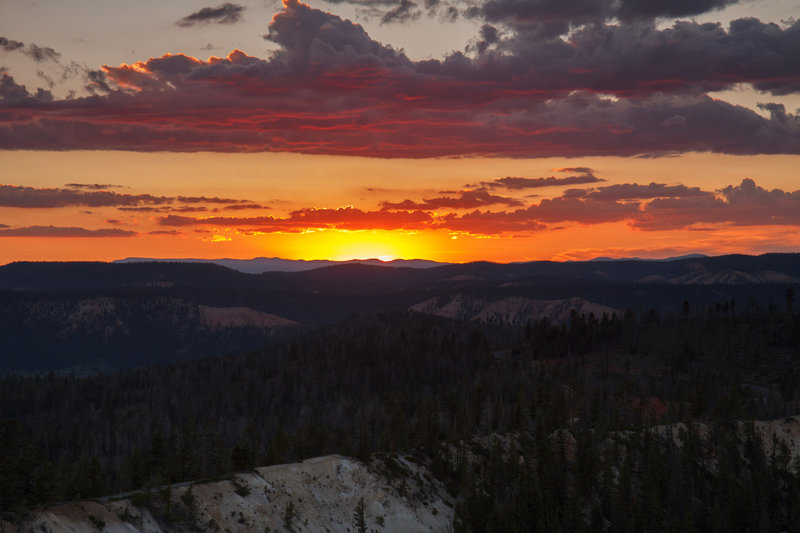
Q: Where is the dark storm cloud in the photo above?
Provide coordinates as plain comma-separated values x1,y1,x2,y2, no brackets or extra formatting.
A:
480,17,800,97
477,0,739,31
0,73,30,99
176,3,245,27
2,1,800,156
617,0,737,19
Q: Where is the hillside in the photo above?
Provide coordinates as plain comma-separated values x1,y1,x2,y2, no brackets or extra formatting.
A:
411,295,618,325
4,253,800,292
2,253,798,373
3,455,451,533
6,414,800,533
0,296,297,373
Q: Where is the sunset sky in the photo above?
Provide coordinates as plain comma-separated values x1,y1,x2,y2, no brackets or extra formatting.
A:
1,0,799,264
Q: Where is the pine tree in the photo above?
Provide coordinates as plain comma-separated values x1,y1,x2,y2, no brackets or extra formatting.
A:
283,501,296,532
353,496,367,533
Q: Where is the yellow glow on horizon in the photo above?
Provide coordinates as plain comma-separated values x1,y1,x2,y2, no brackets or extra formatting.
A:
262,229,432,262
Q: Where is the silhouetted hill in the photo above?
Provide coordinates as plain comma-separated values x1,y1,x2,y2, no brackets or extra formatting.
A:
2,254,799,373
0,261,259,291
114,256,447,273
4,253,800,292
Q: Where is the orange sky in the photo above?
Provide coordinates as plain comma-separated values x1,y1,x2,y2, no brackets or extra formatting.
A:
2,150,799,264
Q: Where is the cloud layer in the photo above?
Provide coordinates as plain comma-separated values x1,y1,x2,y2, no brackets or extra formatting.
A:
2,177,798,239
147,178,800,235
1,0,799,157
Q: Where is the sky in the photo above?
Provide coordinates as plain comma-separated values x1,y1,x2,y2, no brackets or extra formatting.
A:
1,0,799,264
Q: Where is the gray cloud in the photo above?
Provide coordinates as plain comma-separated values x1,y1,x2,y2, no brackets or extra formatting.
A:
587,183,712,201
381,0,420,24
176,3,245,27
0,37,24,52
0,37,61,62
24,44,60,63
476,0,739,36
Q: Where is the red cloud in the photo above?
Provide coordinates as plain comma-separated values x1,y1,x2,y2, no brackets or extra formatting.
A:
485,173,604,190
153,179,800,235
0,185,250,209
381,188,522,210
0,225,137,237
160,207,433,232
1,1,800,157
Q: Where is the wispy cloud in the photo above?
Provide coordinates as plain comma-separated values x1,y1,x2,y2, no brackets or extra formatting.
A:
153,178,800,235
176,3,245,27
65,183,126,190
0,185,251,209
484,172,605,190
381,188,523,210
0,225,136,237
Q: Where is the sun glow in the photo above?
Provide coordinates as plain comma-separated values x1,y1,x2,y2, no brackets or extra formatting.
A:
261,229,442,262
327,234,404,262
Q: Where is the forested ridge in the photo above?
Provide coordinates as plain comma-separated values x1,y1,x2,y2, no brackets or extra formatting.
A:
2,296,800,531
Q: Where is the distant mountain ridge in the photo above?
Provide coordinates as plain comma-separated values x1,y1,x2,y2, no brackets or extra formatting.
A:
3,253,800,293
114,256,448,273
2,253,799,373
587,253,709,262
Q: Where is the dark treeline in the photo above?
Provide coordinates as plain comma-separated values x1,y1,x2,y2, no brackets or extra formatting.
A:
2,302,800,530
448,418,800,532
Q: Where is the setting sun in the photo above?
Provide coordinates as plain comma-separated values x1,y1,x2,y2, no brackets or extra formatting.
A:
276,230,422,262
